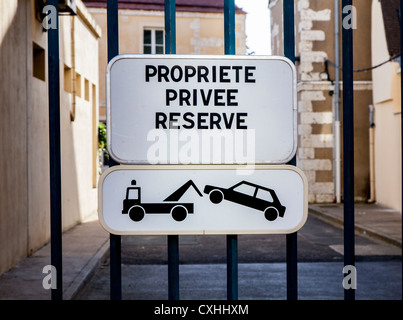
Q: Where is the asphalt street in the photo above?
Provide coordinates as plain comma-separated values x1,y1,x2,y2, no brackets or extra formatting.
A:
76,214,402,300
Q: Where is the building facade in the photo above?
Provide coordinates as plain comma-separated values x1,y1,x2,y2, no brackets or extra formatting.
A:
270,0,373,203
371,0,402,211
0,0,101,275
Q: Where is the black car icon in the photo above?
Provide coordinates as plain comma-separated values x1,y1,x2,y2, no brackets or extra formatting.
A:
203,181,286,221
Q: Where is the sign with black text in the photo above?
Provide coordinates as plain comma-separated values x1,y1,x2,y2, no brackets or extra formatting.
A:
106,55,297,164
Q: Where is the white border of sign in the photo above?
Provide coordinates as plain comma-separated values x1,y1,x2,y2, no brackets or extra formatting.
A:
106,54,297,165
98,164,308,235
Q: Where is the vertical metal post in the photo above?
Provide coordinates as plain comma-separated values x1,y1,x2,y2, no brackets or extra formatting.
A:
109,233,121,300
224,0,238,301
286,233,297,300
168,235,179,300
342,0,355,301
164,0,180,301
47,0,63,300
107,0,119,62
283,0,295,64
107,0,121,300
283,0,298,301
224,0,235,55
165,0,176,55
226,235,238,300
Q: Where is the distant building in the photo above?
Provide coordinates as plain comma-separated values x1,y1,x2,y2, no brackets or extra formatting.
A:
0,0,101,275
370,0,401,211
270,0,373,204
83,0,247,122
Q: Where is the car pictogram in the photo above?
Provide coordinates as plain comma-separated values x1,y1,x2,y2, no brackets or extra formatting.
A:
203,181,286,221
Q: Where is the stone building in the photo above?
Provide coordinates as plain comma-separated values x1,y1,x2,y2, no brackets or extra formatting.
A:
270,0,373,203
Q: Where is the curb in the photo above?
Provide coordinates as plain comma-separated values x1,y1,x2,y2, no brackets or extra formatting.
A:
309,207,402,249
64,240,110,300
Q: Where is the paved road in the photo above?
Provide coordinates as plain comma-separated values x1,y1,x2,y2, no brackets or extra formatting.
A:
76,214,402,300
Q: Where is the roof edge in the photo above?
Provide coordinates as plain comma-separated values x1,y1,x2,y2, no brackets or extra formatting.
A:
82,1,246,14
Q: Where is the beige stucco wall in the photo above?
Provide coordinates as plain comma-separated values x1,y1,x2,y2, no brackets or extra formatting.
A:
0,0,100,275
59,11,100,230
371,0,402,211
87,8,246,121
0,0,30,273
29,1,51,254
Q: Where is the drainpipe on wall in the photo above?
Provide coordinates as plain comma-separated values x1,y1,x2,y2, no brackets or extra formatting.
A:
334,0,341,203
70,15,76,121
368,104,376,203
334,119,341,203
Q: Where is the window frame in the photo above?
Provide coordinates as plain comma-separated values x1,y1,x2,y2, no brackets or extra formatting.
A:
143,28,165,54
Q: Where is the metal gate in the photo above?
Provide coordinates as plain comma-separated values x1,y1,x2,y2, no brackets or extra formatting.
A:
46,0,401,301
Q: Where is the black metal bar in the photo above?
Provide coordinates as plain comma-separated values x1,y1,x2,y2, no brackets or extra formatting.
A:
224,0,235,55
283,0,298,301
109,233,121,300
167,234,179,300
47,0,63,300
224,0,238,301
286,233,297,300
165,0,176,54
283,0,295,64
168,235,180,300
107,0,119,62
226,234,238,300
107,0,121,300
342,0,355,301
164,0,180,300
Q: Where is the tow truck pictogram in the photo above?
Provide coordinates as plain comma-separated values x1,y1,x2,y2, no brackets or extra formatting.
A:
122,180,203,222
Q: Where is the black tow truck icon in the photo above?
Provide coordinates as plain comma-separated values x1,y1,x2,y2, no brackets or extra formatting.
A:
122,180,203,222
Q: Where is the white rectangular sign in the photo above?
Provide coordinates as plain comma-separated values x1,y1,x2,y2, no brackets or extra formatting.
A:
106,54,297,165
98,165,308,235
